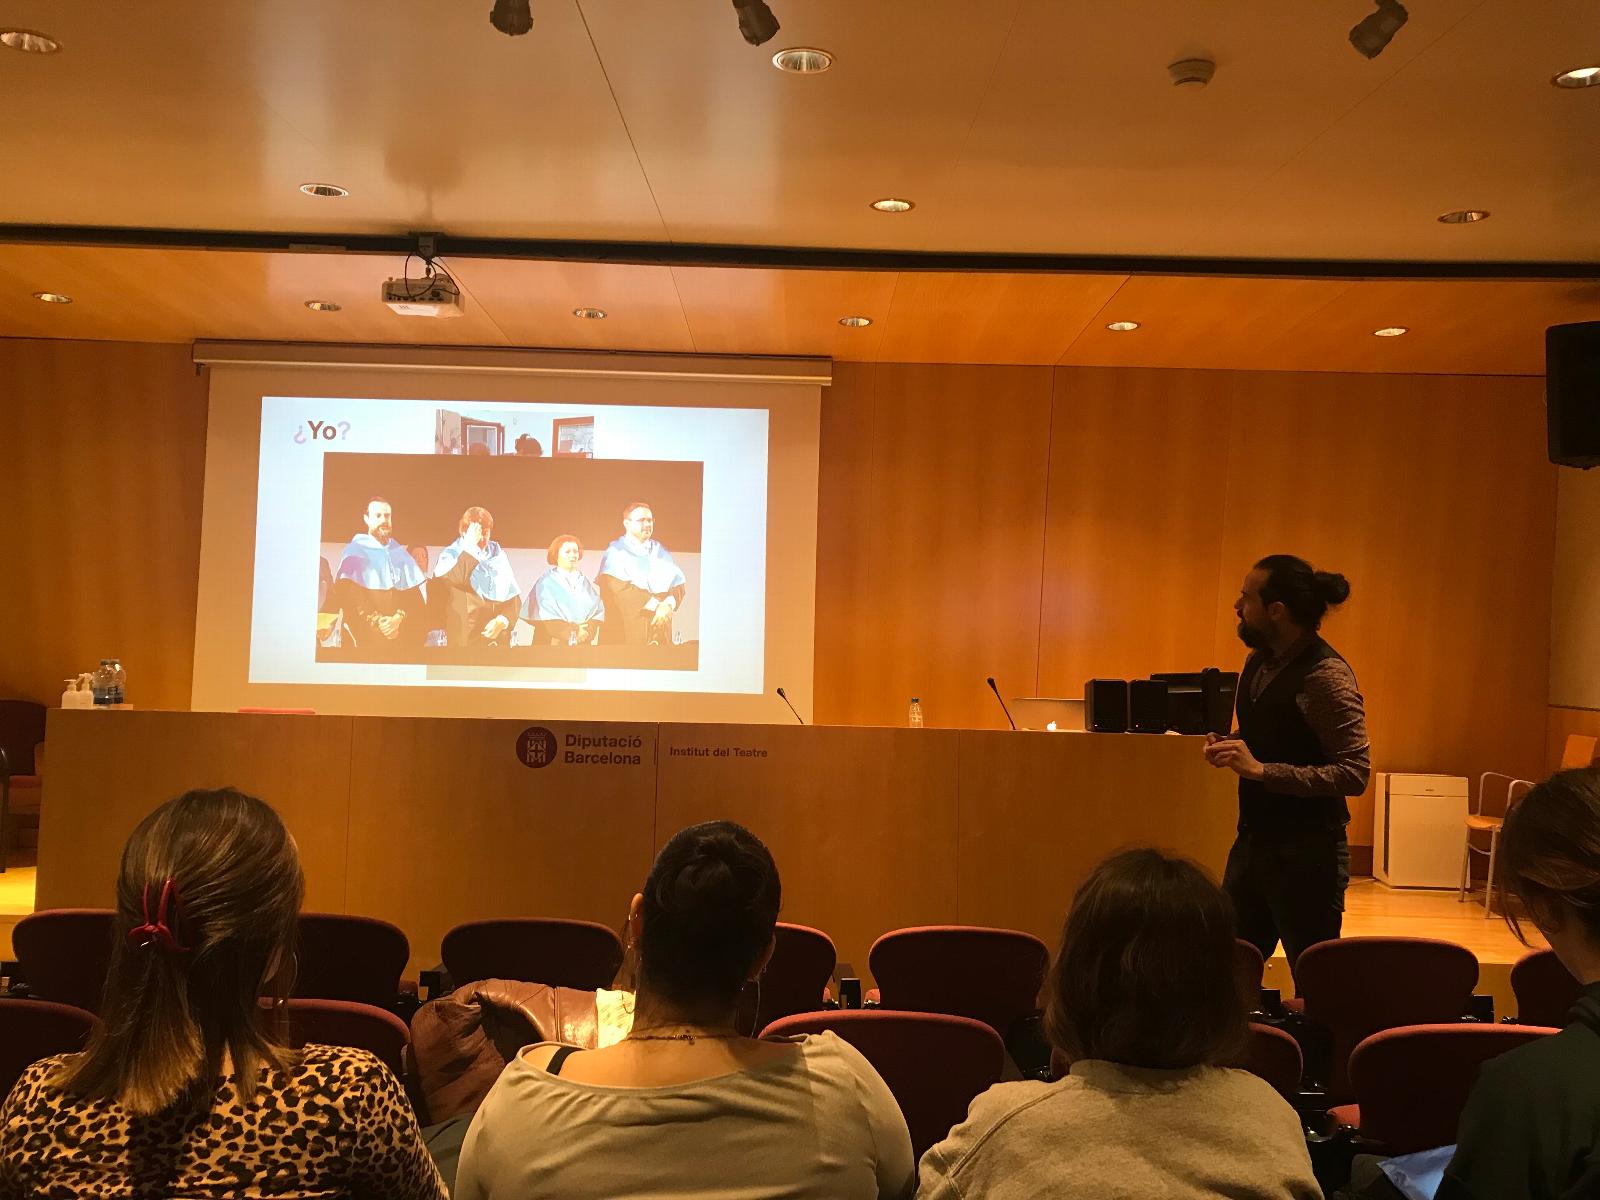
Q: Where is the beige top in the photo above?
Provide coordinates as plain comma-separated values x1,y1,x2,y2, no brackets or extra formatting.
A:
916,1061,1320,1200
456,1030,914,1200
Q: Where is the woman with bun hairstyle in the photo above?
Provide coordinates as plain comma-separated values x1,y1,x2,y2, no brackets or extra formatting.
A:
455,820,914,1199
1204,555,1370,979
0,788,447,1199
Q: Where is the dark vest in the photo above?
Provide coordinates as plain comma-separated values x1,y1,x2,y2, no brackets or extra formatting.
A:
1235,636,1351,835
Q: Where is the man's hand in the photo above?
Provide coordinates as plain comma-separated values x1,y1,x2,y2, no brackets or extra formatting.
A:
463,522,485,549
373,614,399,641
576,623,594,645
1205,737,1266,781
482,614,509,640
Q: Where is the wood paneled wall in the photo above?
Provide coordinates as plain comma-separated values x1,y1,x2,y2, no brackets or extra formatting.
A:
817,364,1558,844
0,339,1559,848
0,339,207,710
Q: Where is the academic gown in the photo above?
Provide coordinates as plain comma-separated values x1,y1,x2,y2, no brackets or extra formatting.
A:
597,536,687,646
525,568,606,644
434,536,522,647
333,534,426,655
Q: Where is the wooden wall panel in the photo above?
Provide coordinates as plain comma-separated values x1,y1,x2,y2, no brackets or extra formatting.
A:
36,711,354,913
0,339,207,710
813,364,1053,729
1037,368,1231,691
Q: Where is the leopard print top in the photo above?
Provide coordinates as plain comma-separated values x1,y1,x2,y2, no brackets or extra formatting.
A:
0,1044,447,1200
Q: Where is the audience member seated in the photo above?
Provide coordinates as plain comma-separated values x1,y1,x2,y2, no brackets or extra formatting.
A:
454,820,915,1199
1439,767,1600,1200
0,788,446,1200
917,848,1319,1200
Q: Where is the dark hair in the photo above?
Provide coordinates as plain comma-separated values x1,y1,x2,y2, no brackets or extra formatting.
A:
1254,554,1350,630
638,821,780,1007
547,534,583,565
1499,767,1600,946
458,506,494,534
622,500,653,522
1045,849,1246,1070
365,496,389,512
55,789,304,1113
515,434,543,456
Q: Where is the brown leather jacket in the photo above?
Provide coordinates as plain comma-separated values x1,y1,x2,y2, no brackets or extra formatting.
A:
410,979,608,1124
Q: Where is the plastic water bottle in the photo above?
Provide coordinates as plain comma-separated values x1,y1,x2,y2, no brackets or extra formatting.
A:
91,660,114,706
108,659,126,706
909,697,924,728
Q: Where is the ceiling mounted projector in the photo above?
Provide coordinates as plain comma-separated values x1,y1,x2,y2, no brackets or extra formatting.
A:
382,274,464,318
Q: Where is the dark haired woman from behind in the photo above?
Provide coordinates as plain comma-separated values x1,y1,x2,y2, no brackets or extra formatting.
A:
918,849,1318,1199
455,820,914,1199
0,788,446,1200
1439,767,1600,1200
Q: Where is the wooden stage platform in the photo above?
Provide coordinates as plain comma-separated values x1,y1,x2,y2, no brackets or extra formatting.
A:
16,710,1547,1019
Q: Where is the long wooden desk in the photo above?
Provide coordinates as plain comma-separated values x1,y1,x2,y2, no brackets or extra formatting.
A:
38,710,1239,982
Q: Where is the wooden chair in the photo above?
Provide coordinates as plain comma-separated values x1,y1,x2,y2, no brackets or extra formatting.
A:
1459,773,1533,916
1561,733,1599,770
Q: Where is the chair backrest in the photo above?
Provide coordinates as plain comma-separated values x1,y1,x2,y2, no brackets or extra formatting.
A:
1475,772,1534,820
1349,1023,1557,1155
868,925,1049,1036
12,909,115,1014
441,918,624,991
1510,948,1583,1029
1229,1021,1303,1101
294,913,410,1008
757,922,837,1027
1561,734,1599,770
1295,936,1480,1104
760,1009,1005,1160
0,700,47,776
0,998,97,1099
275,998,412,1078
1234,939,1266,1008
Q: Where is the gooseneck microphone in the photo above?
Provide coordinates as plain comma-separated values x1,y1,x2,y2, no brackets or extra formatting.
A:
776,687,805,725
986,676,1018,730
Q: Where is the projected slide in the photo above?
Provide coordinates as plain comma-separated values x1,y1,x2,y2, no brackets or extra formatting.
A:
249,395,769,694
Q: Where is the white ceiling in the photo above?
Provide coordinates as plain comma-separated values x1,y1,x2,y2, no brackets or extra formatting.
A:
1,0,1596,264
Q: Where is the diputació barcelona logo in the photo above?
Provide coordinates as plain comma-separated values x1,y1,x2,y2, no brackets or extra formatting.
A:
516,726,558,769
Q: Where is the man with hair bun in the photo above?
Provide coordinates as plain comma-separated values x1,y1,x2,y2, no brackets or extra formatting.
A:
1205,554,1370,978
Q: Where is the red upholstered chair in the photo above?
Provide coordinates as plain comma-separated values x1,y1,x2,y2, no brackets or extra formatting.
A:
1294,936,1480,1104
441,918,624,991
294,913,411,1009
1235,938,1267,1007
0,699,46,873
756,922,836,1027
761,1010,1005,1159
12,909,115,1014
273,998,412,1078
1228,1021,1304,1101
0,998,97,1099
1331,1023,1557,1154
1510,948,1582,1029
868,926,1049,1037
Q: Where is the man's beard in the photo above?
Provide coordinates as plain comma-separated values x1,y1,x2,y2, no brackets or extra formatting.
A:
374,525,392,541
1237,620,1270,650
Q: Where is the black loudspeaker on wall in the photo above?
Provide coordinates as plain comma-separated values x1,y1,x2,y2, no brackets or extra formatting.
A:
1084,679,1128,733
1548,321,1600,468
1128,679,1169,734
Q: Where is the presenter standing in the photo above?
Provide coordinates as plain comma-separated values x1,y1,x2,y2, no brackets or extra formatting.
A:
1204,555,1370,977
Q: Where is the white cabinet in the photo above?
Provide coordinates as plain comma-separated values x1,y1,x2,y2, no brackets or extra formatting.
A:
1374,772,1468,889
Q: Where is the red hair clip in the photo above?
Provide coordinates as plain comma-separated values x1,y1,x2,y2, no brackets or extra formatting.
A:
128,878,189,953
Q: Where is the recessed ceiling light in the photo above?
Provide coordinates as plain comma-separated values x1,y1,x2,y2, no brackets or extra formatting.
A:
771,47,832,73
1373,326,1409,337
298,182,349,198
32,291,72,304
1106,320,1141,332
1553,65,1600,89
0,29,61,53
1437,209,1489,224
573,307,607,319
870,198,914,213
838,315,873,327
304,300,342,312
